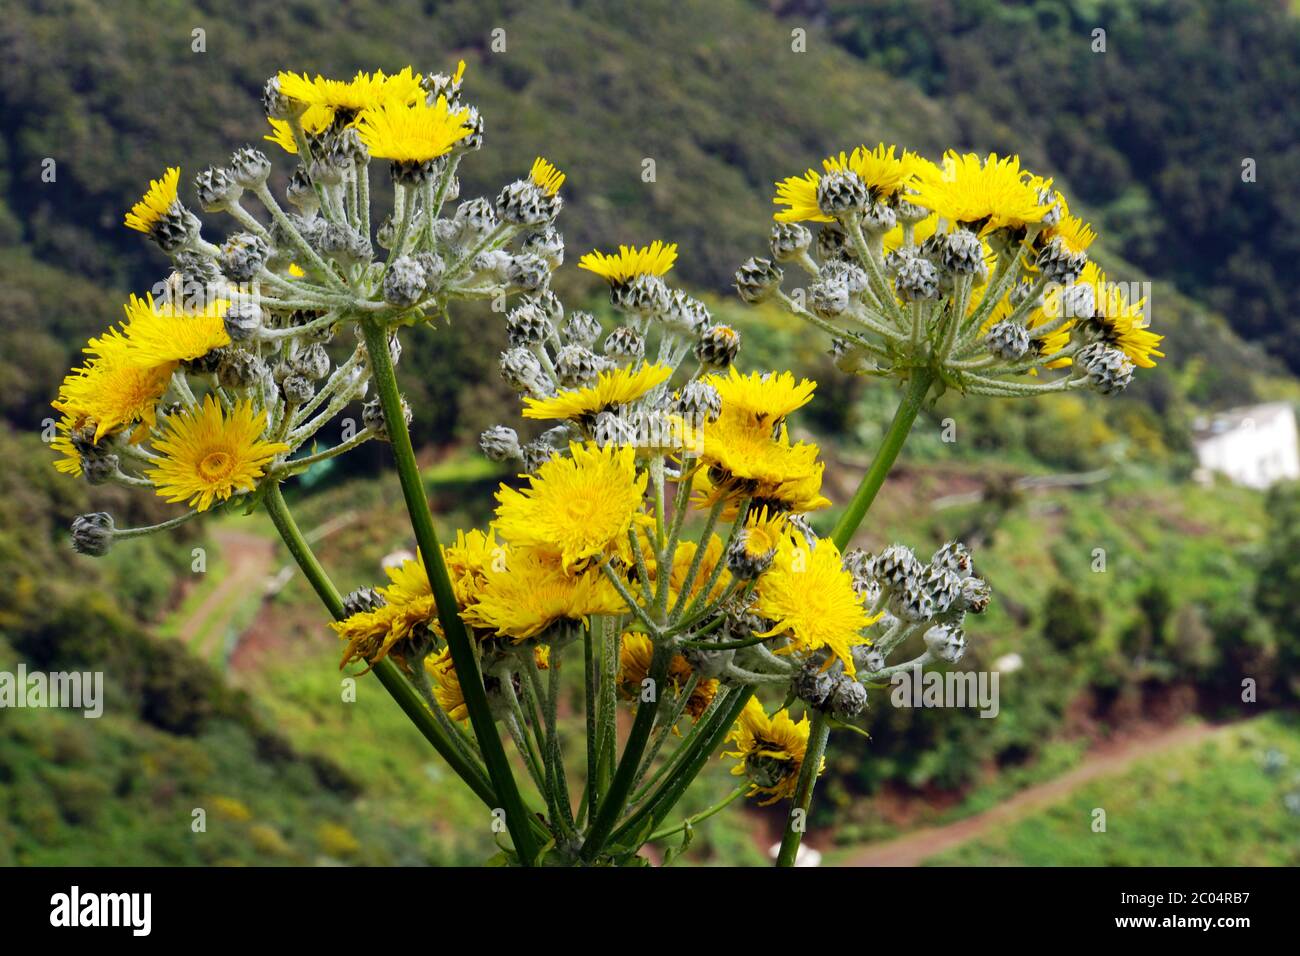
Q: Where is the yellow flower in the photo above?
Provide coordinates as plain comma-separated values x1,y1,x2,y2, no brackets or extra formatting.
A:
529,156,565,195
700,410,824,488
494,442,649,571
754,535,879,676
522,362,672,421
706,366,816,425
124,167,181,234
97,294,231,370
276,67,424,119
724,697,822,805
331,600,431,670
53,336,173,443
50,416,85,477
617,632,719,721
773,144,932,223
264,104,335,154
462,547,628,640
442,528,506,608
1078,263,1164,368
426,649,468,722
578,241,677,284
911,151,1053,236
145,396,288,511
355,96,472,163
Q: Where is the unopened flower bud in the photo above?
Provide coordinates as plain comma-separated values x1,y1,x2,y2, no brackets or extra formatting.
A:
555,344,606,388
71,512,114,557
562,310,601,346
793,661,836,709
506,302,552,348
282,374,315,405
894,256,939,301
229,147,272,188
941,228,983,275
603,326,645,365
383,255,428,307
479,425,522,462
363,396,412,442
985,320,1031,361
695,325,741,369
733,256,783,304
343,587,387,616
194,166,241,212
1078,342,1134,395
816,169,868,216
770,222,812,262
829,677,868,719
923,624,967,663
222,301,262,341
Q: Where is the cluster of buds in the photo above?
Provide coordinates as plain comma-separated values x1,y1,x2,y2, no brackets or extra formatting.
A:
55,62,577,554
481,240,742,473
734,145,1164,399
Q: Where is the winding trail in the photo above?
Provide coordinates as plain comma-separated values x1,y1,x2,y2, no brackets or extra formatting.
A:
170,529,275,662
834,720,1226,867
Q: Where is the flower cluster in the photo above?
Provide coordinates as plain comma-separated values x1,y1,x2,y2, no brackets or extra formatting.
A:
54,62,577,554
735,144,1163,398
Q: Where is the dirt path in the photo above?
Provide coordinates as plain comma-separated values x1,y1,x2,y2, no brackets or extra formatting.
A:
170,529,275,661
835,720,1226,867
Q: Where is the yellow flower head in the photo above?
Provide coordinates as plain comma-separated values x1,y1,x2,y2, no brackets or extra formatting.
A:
494,442,649,571
124,167,181,234
462,547,628,640
1078,263,1163,368
96,294,231,370
53,335,173,443
617,632,719,721
700,410,824,487
911,151,1053,236
529,156,565,195
277,67,424,119
355,95,472,163
754,535,880,675
50,416,87,477
578,241,677,285
331,600,432,670
522,362,672,421
426,648,468,722
773,144,932,223
706,366,816,426
145,396,289,511
442,528,506,609
724,697,822,805
264,104,335,154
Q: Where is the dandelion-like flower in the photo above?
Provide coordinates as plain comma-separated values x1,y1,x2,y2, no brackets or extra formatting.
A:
355,96,473,163
522,362,672,421
578,241,678,284
494,442,649,571
754,534,880,676
124,167,182,234
724,697,822,805
145,396,288,511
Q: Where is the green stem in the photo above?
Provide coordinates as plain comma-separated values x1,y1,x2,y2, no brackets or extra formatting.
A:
775,710,830,867
581,640,674,861
830,367,933,550
358,318,540,867
648,785,747,842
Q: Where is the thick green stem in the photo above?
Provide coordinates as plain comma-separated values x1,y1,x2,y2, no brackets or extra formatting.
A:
358,318,540,867
261,482,497,807
775,711,830,867
831,368,933,550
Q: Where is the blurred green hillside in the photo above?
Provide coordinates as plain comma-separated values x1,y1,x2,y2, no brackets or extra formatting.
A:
2,0,1299,865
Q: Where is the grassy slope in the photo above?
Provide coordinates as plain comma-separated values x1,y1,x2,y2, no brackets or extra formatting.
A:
927,714,1300,866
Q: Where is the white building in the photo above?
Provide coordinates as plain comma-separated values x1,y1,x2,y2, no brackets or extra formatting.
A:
1192,402,1300,489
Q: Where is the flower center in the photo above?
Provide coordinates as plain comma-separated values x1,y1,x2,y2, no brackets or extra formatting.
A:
198,450,235,482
